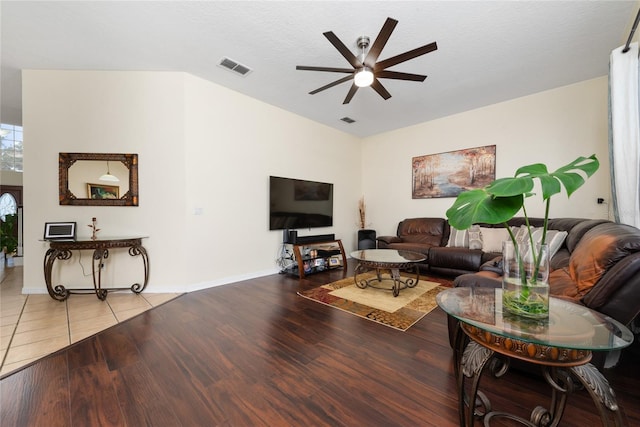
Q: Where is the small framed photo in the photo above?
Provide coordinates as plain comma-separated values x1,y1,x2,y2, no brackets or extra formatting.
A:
44,222,76,240
329,257,341,267
87,183,120,200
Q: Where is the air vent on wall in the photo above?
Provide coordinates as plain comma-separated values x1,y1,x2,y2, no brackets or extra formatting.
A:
340,117,356,124
218,57,252,76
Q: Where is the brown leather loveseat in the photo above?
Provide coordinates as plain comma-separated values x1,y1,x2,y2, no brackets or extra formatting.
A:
377,217,530,276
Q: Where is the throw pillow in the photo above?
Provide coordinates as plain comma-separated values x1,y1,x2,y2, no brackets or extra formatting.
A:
468,225,482,250
447,227,469,248
479,227,510,253
514,226,568,259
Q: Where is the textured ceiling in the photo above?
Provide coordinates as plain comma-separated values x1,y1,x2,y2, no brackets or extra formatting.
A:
1,1,637,137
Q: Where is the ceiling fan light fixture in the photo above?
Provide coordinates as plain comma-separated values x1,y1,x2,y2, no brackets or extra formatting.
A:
354,67,374,87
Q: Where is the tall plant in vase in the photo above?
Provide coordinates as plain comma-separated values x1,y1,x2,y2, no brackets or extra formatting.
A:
446,154,599,318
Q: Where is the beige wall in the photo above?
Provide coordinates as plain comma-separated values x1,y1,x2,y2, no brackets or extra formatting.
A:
362,77,611,237
21,70,361,294
182,74,362,291
21,70,612,294
22,71,189,293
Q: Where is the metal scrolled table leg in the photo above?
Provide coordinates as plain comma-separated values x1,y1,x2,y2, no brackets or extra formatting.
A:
129,244,150,293
43,248,71,301
92,248,109,300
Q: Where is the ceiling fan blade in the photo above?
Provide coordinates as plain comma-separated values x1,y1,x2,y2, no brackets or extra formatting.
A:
376,70,427,82
296,66,355,73
371,79,392,100
375,41,438,70
364,17,398,68
342,84,359,104
309,75,354,95
323,31,361,69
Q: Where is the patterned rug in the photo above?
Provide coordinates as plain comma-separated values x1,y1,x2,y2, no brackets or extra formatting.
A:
297,272,452,331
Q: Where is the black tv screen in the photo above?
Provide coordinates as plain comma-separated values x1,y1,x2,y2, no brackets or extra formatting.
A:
269,176,333,230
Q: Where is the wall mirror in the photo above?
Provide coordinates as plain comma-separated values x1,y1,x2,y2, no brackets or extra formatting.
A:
59,153,139,206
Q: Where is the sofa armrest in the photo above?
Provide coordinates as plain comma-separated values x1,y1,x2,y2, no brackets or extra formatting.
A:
453,273,502,289
377,235,401,247
480,256,503,275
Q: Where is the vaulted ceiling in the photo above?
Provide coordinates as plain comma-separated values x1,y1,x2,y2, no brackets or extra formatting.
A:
1,1,637,137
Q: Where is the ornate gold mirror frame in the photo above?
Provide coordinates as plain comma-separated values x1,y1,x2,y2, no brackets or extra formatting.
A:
59,152,139,206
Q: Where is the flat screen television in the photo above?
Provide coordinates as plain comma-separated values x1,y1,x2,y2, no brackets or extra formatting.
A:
269,176,333,230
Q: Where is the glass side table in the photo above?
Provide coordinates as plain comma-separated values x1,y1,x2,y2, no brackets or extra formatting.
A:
437,287,634,427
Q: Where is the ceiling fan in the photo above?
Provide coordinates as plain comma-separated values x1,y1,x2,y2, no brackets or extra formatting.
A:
296,17,438,104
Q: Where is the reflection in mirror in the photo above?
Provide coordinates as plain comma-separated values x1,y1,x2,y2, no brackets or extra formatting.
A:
59,153,138,206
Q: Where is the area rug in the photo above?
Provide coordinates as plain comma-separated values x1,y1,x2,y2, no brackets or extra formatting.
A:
297,273,452,331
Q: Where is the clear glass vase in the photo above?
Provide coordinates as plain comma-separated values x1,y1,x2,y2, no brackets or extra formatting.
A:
501,241,550,319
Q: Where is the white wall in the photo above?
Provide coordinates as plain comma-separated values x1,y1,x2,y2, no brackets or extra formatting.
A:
22,70,361,294
362,77,611,236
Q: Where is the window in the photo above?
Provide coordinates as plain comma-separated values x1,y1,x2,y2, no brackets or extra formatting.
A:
0,193,17,221
1,124,23,172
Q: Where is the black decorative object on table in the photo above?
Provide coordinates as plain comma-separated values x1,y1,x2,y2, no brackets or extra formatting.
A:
357,229,376,249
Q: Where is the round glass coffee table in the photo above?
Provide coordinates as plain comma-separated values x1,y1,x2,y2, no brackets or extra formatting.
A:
437,287,634,427
350,249,426,297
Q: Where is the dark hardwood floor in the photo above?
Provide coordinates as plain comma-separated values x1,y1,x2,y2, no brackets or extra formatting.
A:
1,260,638,426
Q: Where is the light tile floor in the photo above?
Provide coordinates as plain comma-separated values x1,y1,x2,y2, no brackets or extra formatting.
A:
0,265,181,377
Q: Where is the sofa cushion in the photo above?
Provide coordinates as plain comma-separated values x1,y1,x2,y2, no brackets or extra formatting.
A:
569,223,640,297
513,225,568,259
550,248,571,270
562,219,611,253
548,268,581,302
468,225,482,250
398,217,446,247
429,246,483,271
446,227,469,248
479,227,510,252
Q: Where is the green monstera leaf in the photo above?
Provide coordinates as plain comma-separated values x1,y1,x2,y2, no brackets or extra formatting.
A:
446,190,524,230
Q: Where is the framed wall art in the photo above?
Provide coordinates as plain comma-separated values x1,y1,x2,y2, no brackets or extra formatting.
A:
412,145,496,199
87,183,120,200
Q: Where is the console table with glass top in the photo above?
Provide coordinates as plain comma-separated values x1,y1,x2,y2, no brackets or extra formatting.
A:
437,287,633,427
43,236,149,301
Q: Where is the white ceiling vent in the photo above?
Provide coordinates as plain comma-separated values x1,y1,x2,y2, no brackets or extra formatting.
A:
340,117,356,124
218,57,252,76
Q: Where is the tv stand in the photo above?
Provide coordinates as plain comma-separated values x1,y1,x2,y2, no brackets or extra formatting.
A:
283,239,346,279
